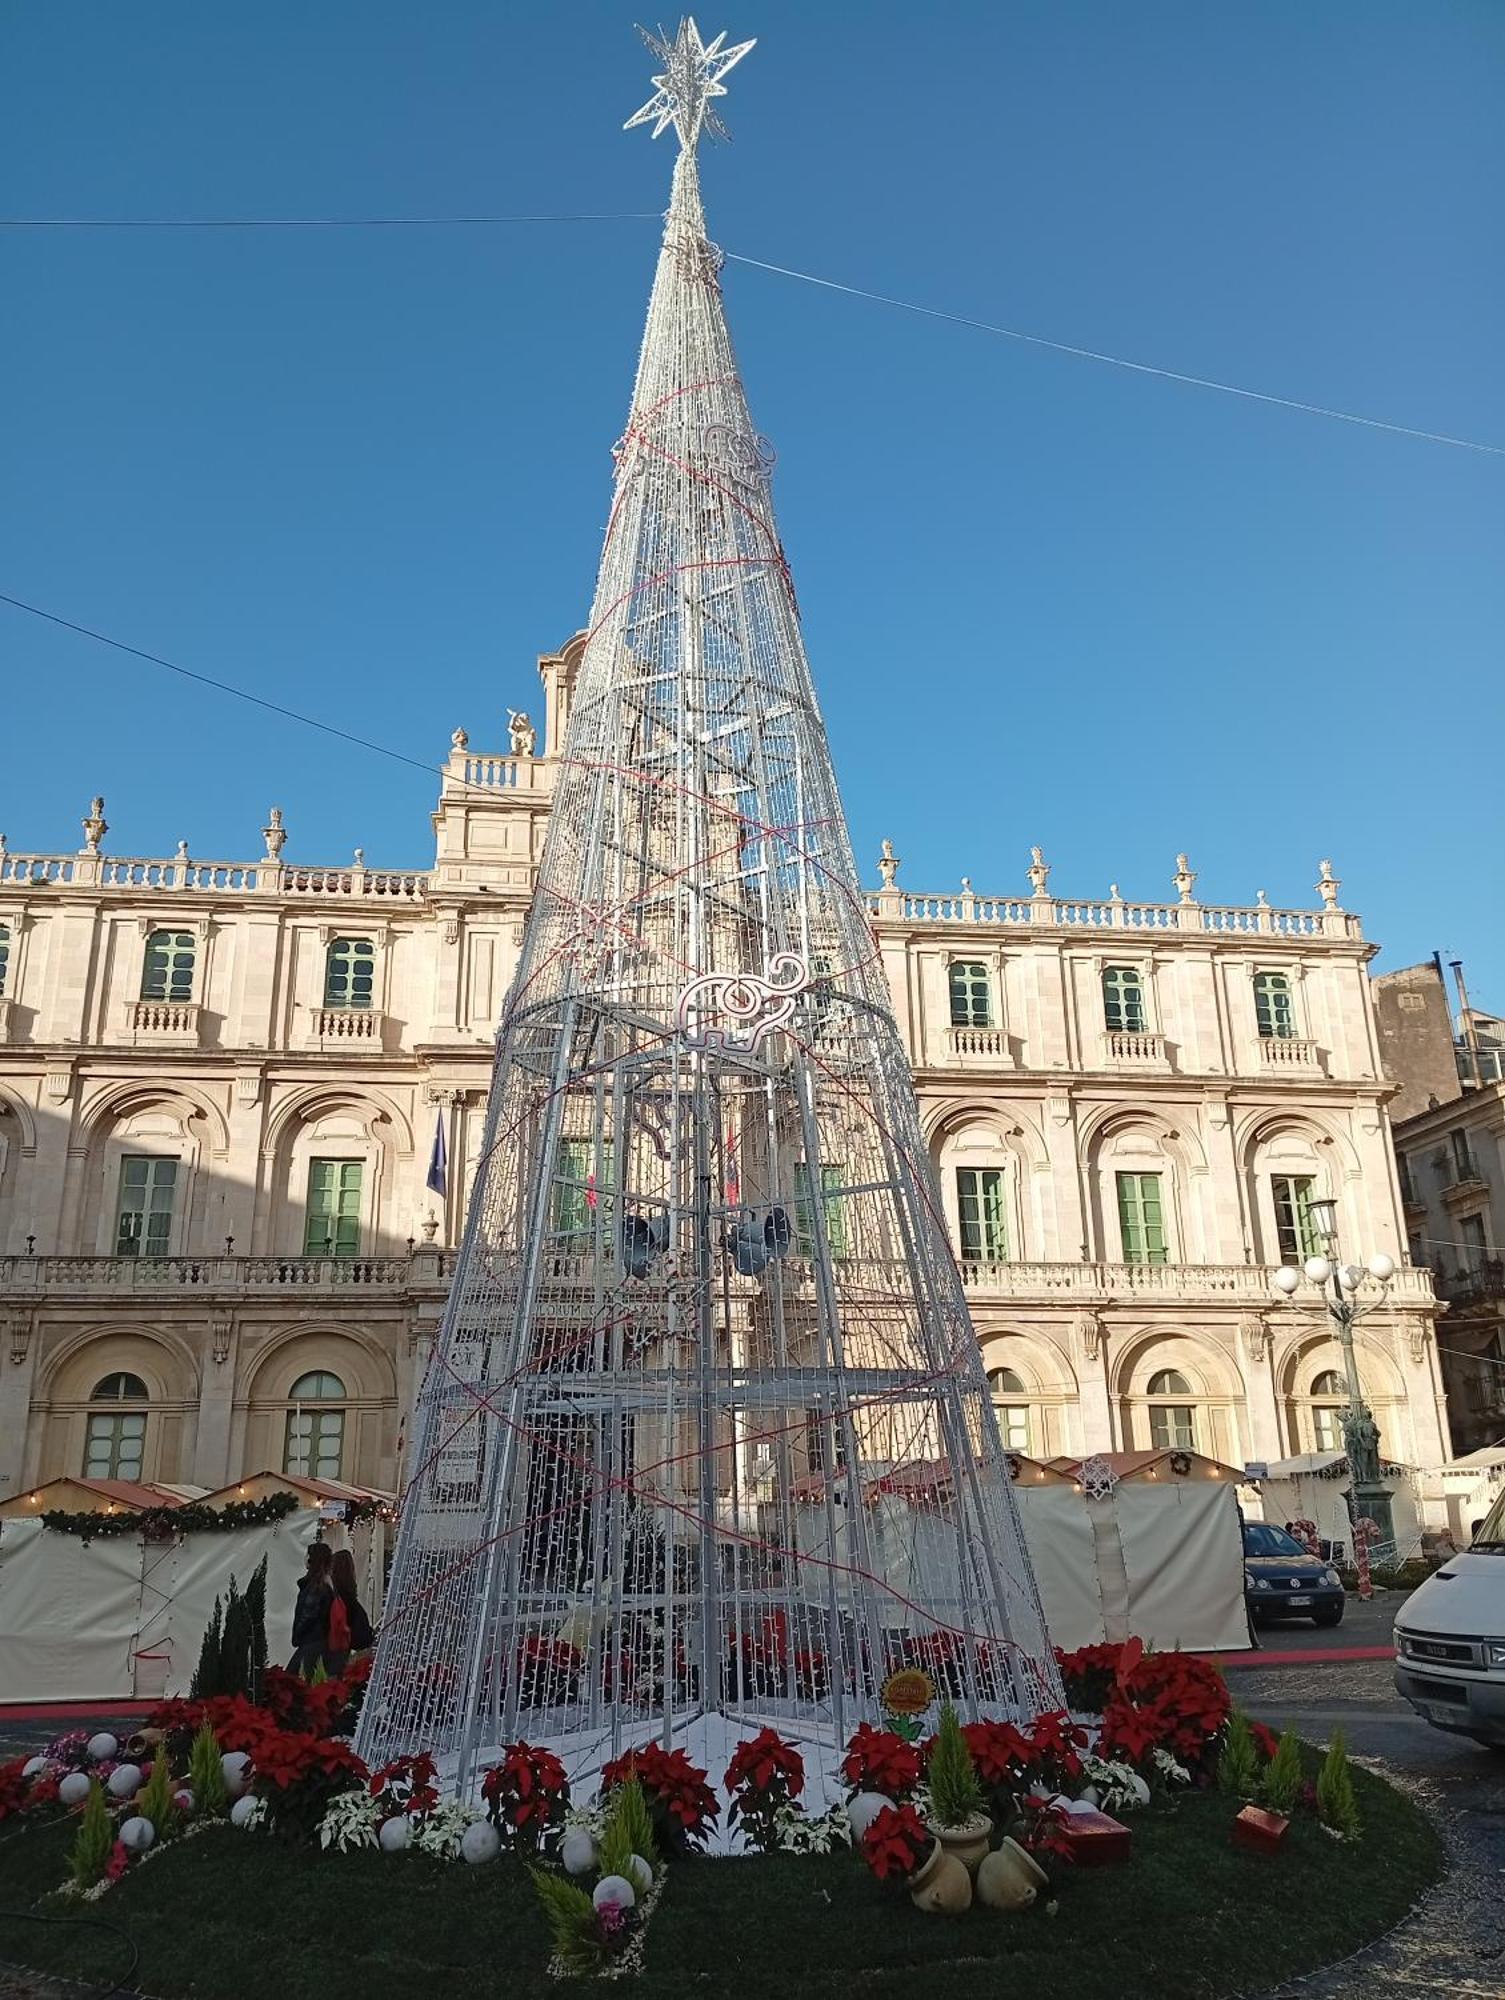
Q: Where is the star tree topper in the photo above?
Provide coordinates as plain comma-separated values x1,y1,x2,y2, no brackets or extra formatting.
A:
624,17,756,149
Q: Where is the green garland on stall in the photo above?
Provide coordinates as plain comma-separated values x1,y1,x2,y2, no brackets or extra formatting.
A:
40,1491,302,1541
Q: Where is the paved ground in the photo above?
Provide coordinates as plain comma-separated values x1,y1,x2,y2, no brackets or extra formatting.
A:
1236,1591,1505,2000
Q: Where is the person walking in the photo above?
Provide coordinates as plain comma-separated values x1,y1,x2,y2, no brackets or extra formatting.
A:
288,1540,334,1677
325,1546,374,1675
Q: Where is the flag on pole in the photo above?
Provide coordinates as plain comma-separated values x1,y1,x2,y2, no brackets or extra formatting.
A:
426,1110,448,1198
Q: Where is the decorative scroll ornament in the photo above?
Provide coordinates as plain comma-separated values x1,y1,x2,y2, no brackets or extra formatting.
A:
1080,1454,1117,1502
677,952,810,1055
703,421,776,488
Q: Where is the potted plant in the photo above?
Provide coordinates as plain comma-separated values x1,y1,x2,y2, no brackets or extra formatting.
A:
861,1802,971,1914
925,1702,992,1873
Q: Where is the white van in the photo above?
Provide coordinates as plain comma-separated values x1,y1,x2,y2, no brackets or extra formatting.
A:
1393,1485,1505,1748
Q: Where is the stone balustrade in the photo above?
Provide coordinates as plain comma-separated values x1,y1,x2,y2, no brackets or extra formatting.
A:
955,1259,1437,1305
0,1253,456,1295
125,999,201,1045
1258,1036,1323,1070
0,852,427,900
312,1007,384,1043
947,1026,1010,1061
869,888,1361,941
1102,1029,1167,1065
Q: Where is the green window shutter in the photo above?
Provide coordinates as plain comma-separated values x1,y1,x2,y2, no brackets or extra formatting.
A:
0,924,10,998
116,1156,178,1258
1102,967,1146,1033
1272,1175,1318,1261
1254,971,1294,1039
325,938,376,1010
1117,1172,1168,1264
794,1162,847,1258
956,1168,1007,1262
305,1159,363,1257
948,960,992,1028
141,930,196,1003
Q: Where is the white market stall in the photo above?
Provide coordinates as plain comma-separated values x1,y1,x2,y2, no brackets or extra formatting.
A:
0,1504,320,1704
1240,1451,1422,1562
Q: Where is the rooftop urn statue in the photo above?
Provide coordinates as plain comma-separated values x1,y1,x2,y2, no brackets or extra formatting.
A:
451,725,469,751
1027,845,1050,896
80,797,108,855
175,840,191,863
507,709,537,757
1316,859,1342,909
1172,853,1197,903
876,838,900,889
262,807,287,861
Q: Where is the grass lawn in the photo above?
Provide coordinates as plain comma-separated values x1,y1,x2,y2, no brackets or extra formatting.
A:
0,1761,1442,2000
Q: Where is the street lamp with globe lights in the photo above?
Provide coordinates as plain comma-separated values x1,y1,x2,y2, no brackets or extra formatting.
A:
1272,1195,1397,1547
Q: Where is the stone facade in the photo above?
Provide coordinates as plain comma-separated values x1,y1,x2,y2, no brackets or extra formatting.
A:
0,636,1448,1499
1379,961,1505,1456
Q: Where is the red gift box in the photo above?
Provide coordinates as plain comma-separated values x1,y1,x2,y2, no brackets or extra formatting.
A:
1059,1807,1132,1866
1231,1805,1290,1855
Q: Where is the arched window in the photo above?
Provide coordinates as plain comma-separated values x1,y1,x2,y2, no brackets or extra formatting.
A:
284,1370,346,1481
987,1367,1030,1453
0,922,10,997
1101,966,1147,1034
83,1373,149,1480
1146,1369,1196,1451
324,937,375,1010
140,929,196,1003
1253,970,1295,1040
1310,1369,1346,1453
948,960,992,1029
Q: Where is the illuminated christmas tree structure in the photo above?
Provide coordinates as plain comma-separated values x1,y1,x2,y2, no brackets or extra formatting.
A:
356,19,1061,1796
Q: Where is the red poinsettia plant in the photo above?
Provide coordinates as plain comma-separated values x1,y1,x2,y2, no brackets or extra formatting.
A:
252,1729,368,1843
601,1744,719,1854
369,1753,440,1823
1017,1790,1074,1866
1095,1649,1231,1776
481,1740,570,1850
841,1722,923,1801
860,1802,933,1882
724,1728,804,1854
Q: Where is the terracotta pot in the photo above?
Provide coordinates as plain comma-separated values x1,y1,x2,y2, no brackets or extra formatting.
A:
931,1812,993,1875
909,1841,973,1914
976,1836,1049,1911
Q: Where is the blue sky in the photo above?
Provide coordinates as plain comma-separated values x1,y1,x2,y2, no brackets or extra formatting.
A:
2,2,1501,1004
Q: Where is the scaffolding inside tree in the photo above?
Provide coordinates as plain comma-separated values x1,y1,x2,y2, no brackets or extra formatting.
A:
355,18,1061,1797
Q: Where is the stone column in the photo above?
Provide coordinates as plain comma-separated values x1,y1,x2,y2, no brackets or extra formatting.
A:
0,1309,40,1497
191,1310,239,1486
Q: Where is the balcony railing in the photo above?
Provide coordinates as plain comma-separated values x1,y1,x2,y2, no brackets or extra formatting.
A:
0,1253,456,1295
1102,1029,1167,1066
312,1008,384,1044
1258,1036,1323,1070
1434,1259,1505,1310
0,851,428,900
124,999,202,1045
955,1259,1438,1305
946,1026,1011,1062
868,888,1362,941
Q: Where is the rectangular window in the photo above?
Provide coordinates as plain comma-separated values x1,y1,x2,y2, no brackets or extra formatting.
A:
1271,1174,1320,1263
1253,971,1295,1039
140,930,196,1003
1101,966,1147,1034
304,1159,363,1258
993,1403,1030,1452
1451,1129,1477,1183
1116,1172,1168,1264
83,1411,146,1480
948,961,992,1029
1396,1151,1414,1206
955,1167,1008,1263
1313,1406,1342,1454
552,1138,613,1242
115,1156,177,1258
794,1162,848,1259
1149,1404,1196,1450
284,1408,344,1481
1461,1214,1487,1271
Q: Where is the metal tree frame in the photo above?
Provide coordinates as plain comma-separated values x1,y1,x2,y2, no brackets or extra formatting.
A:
356,19,1061,1796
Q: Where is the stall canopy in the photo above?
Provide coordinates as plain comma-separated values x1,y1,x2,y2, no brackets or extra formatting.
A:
1241,1451,1421,1561
0,1476,201,1520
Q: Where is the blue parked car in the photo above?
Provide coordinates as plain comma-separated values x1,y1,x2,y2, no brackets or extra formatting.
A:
1243,1520,1346,1628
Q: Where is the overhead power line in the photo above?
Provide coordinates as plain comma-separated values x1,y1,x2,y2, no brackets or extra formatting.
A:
1,211,1498,456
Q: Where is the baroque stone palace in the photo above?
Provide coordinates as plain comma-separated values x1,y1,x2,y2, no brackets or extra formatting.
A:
0,635,1448,1499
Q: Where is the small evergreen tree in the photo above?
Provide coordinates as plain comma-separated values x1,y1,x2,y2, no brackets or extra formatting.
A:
190,1595,224,1699
1217,1712,1260,1798
70,1779,115,1889
927,1701,985,1827
1261,1728,1303,1815
188,1723,228,1816
613,1776,658,1868
244,1555,269,1698
219,1578,254,1699
1316,1729,1360,1838
598,1789,636,1881
138,1755,180,1843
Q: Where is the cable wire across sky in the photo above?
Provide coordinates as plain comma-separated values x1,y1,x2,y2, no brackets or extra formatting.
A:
2,210,1499,457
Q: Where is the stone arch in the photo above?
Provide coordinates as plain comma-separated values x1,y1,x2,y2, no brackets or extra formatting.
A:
33,1323,198,1489
257,1086,415,1256
976,1325,1079,1460
926,1101,1049,1265
1235,1109,1362,1266
240,1323,399,1489
0,1085,39,1255
1079,1105,1208,1263
1274,1325,1408,1459
1112,1324,1246,1463
72,1081,233,1258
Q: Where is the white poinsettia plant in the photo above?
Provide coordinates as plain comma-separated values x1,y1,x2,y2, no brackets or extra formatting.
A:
1151,1748,1192,1787
1078,1755,1153,1814
319,1790,382,1853
771,1800,852,1855
411,1799,480,1860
